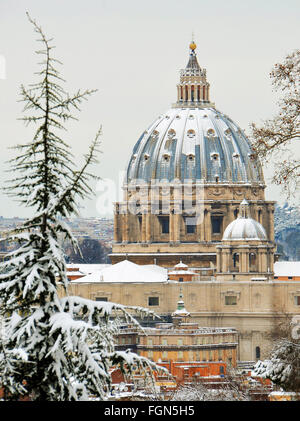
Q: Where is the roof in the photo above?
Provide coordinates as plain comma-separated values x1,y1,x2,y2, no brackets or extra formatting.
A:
66,264,111,275
126,107,263,185
274,261,300,277
222,217,267,241
70,260,168,283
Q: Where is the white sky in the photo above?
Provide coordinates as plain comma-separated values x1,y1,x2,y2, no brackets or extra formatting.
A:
0,0,299,218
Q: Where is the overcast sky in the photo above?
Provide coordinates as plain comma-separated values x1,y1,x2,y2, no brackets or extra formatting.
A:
0,0,299,218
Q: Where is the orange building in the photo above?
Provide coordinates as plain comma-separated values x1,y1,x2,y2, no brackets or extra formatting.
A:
117,321,238,369
167,261,198,282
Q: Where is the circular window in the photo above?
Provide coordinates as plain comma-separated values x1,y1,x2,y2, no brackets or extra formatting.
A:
207,128,215,138
187,129,196,138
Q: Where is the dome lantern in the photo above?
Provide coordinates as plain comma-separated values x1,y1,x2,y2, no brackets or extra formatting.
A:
175,40,213,108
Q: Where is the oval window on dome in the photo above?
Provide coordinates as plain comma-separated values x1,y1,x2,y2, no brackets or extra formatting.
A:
210,152,219,161
175,115,181,119
144,153,150,161
233,153,240,159
163,153,170,162
207,128,215,138
168,129,176,138
187,129,196,138
224,128,232,139
188,153,195,161
189,114,195,120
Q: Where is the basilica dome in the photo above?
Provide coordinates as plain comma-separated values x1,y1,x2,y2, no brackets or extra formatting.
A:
126,44,263,186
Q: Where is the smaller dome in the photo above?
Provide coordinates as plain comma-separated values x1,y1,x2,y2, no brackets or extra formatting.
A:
222,217,267,241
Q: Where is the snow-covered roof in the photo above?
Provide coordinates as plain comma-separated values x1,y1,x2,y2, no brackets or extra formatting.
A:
222,217,267,241
70,260,168,283
174,261,188,269
168,270,196,275
67,264,111,274
274,261,300,277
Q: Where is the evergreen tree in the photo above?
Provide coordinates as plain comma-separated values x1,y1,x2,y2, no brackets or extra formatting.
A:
0,14,160,401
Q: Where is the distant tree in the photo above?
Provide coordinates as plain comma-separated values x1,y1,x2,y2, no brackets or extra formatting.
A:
250,50,300,197
253,339,300,393
65,237,110,264
0,14,160,401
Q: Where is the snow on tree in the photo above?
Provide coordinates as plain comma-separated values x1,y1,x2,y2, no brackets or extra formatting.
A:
0,14,163,401
250,49,300,198
253,339,300,393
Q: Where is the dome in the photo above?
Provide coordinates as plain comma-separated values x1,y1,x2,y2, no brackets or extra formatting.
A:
222,217,268,241
126,107,263,184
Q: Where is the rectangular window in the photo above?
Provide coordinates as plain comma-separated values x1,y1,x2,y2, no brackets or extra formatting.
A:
95,297,108,302
178,338,183,346
162,338,168,346
162,351,168,360
160,216,170,234
211,215,222,234
185,216,196,234
294,296,300,306
178,351,184,360
148,296,159,306
225,295,237,306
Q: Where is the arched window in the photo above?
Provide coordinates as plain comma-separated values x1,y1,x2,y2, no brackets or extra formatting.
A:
249,253,257,272
255,346,261,359
233,253,239,270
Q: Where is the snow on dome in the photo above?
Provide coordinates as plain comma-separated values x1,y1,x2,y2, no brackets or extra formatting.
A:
71,260,168,283
174,261,188,269
125,107,264,185
222,217,267,241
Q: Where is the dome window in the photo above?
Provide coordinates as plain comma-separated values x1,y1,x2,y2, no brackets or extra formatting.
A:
163,153,170,162
233,153,240,159
188,114,195,120
168,129,176,138
188,153,195,161
187,129,196,138
207,128,215,138
175,115,181,119
132,154,137,161
210,152,219,161
144,153,150,161
203,114,208,118
165,115,170,119
224,128,232,139
248,153,256,160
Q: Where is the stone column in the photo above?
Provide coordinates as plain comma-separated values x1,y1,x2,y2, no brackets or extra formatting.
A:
141,213,146,243
146,211,151,243
122,212,129,243
216,247,222,272
114,204,119,242
174,213,181,242
268,206,275,242
187,84,192,102
177,85,181,102
204,209,211,242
